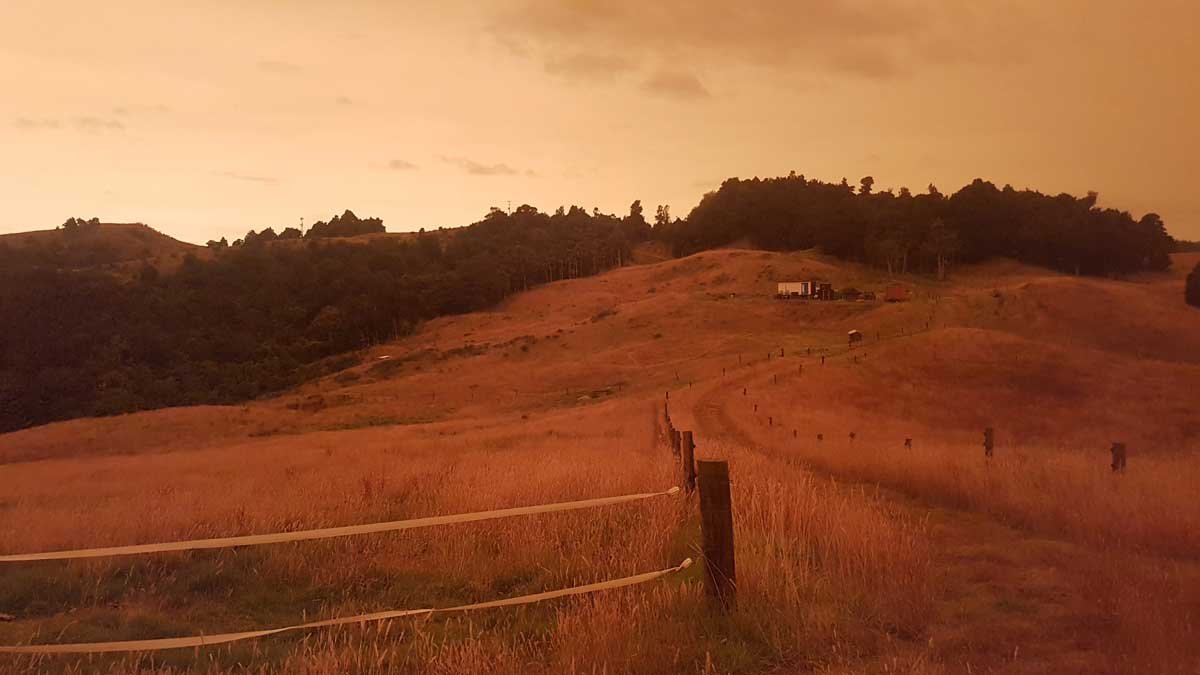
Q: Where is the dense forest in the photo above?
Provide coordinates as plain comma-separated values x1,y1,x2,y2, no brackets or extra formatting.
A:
0,205,649,432
663,175,1174,278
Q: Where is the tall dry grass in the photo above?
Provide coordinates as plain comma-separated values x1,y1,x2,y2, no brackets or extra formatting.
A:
0,397,932,674
683,366,1200,674
732,377,1200,559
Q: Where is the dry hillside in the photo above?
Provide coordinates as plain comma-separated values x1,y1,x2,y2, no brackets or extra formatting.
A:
1,248,1197,674
0,223,199,271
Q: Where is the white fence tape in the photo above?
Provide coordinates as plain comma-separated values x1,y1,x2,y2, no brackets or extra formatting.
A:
0,559,693,654
0,487,680,563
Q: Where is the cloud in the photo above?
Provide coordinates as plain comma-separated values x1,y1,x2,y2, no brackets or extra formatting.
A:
641,70,710,100
544,53,634,82
489,1,1021,86
832,49,904,79
14,117,125,132
386,159,419,171
216,171,279,184
336,96,353,105
75,117,125,133
14,117,61,130
258,59,303,74
440,156,523,176
112,104,171,116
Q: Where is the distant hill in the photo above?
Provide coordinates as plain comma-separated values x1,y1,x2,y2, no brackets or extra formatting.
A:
0,222,199,270
0,205,650,432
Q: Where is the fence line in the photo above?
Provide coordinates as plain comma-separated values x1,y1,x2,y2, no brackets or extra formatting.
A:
0,487,681,563
0,558,694,654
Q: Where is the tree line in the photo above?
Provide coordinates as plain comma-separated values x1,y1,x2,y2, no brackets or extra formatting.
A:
1,172,1187,432
205,209,386,249
0,204,649,432
660,175,1174,279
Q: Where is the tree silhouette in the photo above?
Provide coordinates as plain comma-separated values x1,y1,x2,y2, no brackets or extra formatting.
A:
670,174,1173,278
1187,261,1200,308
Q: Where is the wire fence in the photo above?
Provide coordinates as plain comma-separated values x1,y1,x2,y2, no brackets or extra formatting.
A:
0,486,688,654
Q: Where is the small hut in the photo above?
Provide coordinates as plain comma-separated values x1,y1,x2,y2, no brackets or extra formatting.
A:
847,329,863,346
885,284,911,302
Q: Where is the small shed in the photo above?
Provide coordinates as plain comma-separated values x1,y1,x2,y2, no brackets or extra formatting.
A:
777,280,823,299
885,284,911,302
847,329,863,346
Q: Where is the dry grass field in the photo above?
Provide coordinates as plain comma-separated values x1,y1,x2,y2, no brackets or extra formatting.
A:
1,247,1198,673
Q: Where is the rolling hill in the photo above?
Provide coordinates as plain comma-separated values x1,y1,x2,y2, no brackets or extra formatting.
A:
0,222,200,272
1,247,1198,673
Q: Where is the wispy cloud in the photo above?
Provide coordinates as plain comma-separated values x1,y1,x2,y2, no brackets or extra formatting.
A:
75,117,126,133
112,104,171,116
641,70,710,100
258,59,303,75
14,117,62,130
14,116,125,132
215,171,279,185
544,53,634,82
386,159,419,171
440,156,523,177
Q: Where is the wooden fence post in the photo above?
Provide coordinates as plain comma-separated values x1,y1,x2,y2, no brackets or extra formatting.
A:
681,431,697,493
697,460,736,609
671,429,681,457
1111,442,1127,473
983,427,994,458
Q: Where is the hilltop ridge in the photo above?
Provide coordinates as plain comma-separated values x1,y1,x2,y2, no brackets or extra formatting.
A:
0,221,199,271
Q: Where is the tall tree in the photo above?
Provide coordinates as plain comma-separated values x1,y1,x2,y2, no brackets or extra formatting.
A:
655,204,671,229
922,218,960,280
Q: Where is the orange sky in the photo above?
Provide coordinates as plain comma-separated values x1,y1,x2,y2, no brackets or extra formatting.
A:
2,1,1197,243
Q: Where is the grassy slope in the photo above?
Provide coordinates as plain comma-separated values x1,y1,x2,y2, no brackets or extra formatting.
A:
0,223,200,271
0,249,1197,673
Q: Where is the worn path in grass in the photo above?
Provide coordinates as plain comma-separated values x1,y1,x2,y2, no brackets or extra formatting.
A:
679,357,1199,675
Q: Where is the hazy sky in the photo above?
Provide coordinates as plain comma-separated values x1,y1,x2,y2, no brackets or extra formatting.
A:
2,1,1198,243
